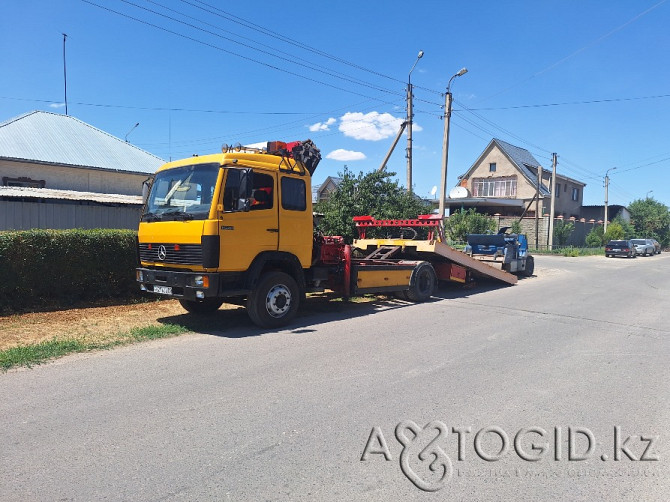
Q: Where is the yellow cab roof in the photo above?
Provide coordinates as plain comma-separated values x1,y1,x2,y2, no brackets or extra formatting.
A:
156,151,311,177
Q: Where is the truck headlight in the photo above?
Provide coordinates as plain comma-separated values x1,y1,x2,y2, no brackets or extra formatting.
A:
193,275,209,288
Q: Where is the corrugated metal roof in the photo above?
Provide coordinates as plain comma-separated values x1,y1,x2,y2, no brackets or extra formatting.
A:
0,111,164,174
0,186,142,205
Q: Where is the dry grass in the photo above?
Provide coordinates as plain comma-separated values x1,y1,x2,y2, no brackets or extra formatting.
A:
0,293,387,354
0,300,199,351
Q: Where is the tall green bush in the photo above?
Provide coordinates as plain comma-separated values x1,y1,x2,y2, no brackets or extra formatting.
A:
444,208,496,243
0,229,140,313
553,220,575,246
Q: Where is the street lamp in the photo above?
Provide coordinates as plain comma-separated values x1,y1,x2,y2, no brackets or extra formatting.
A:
646,190,653,199
406,50,424,193
438,67,468,221
125,122,140,143
604,166,617,233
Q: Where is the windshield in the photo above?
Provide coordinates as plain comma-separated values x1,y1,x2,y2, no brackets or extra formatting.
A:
143,163,220,221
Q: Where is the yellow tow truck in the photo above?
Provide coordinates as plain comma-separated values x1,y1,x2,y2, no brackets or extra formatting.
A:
136,140,519,327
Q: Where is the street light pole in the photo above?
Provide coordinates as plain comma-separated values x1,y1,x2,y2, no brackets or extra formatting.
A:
406,50,424,193
646,190,653,199
604,167,617,233
438,68,468,221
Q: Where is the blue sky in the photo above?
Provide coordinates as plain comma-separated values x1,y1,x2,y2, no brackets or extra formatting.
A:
2,0,669,206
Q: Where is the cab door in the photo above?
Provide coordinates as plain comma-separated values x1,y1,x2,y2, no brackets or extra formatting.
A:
278,174,313,267
218,168,278,272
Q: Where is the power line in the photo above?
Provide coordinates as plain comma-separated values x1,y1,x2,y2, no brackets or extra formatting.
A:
476,0,668,103
0,95,329,115
456,93,670,111
118,0,403,98
178,0,448,96
81,0,401,104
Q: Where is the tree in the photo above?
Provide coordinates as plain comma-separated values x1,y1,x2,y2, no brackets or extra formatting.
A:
585,225,604,247
612,214,635,240
444,208,496,243
509,220,523,235
314,168,431,243
603,222,624,242
553,220,574,246
627,198,670,246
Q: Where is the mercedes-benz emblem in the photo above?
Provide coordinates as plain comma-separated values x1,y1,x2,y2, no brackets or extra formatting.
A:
157,245,167,261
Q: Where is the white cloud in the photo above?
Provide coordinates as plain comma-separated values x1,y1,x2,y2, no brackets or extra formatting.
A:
308,117,336,132
339,111,422,141
326,149,366,161
49,103,66,109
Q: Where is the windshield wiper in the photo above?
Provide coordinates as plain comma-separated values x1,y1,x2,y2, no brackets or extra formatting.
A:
162,210,195,221
142,212,162,222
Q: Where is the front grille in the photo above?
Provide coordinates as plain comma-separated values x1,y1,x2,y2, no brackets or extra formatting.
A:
139,243,203,266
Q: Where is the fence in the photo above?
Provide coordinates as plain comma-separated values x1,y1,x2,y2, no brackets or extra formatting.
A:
496,215,597,250
0,199,142,231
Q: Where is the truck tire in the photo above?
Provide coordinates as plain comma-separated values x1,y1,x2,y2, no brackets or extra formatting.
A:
179,298,224,313
246,271,300,328
405,262,437,302
522,255,535,277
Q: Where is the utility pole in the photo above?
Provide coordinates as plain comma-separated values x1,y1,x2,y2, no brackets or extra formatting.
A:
604,167,617,233
406,51,423,193
535,164,542,249
438,68,468,220
548,153,557,250
62,33,68,116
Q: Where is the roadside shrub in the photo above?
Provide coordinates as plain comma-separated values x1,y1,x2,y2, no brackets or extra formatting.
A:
585,226,604,247
553,220,575,246
0,229,140,313
603,222,624,242
445,208,496,243
509,220,523,235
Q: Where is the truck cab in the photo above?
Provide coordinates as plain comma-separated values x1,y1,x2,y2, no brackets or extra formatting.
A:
136,141,319,327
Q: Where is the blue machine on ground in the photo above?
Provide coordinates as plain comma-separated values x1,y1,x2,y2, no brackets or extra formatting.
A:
464,227,534,277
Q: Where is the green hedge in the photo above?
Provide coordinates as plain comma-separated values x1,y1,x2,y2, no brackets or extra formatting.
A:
0,229,140,313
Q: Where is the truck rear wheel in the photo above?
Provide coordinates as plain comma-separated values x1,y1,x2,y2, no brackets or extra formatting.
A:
179,298,224,313
405,262,437,302
246,271,300,328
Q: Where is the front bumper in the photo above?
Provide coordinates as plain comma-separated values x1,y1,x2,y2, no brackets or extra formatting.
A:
136,268,220,301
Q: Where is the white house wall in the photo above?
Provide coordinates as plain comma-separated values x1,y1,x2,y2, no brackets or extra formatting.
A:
1,159,148,196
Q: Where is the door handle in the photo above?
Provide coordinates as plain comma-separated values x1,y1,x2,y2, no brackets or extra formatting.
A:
266,228,279,233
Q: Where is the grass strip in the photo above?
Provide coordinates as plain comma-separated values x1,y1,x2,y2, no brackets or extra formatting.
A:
0,323,189,371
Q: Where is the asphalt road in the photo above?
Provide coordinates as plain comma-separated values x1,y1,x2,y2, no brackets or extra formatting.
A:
1,253,669,501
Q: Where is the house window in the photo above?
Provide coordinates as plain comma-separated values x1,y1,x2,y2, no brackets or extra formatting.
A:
472,177,517,197
2,176,45,188
489,163,496,172
571,187,579,201
555,183,560,198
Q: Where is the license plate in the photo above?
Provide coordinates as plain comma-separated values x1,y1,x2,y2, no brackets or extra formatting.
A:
153,285,172,295
613,248,620,251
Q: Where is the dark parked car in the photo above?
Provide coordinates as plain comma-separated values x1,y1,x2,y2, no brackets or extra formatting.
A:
605,240,636,258
650,238,661,254
631,239,655,256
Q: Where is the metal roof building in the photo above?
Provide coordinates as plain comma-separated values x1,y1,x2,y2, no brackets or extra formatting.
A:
0,111,163,174
0,111,163,230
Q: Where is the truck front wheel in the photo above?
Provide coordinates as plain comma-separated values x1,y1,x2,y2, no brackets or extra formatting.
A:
179,298,224,313
246,271,300,328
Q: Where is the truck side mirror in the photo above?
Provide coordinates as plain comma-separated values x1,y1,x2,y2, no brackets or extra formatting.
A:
142,177,153,205
237,198,251,212
238,168,254,211
239,169,253,198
